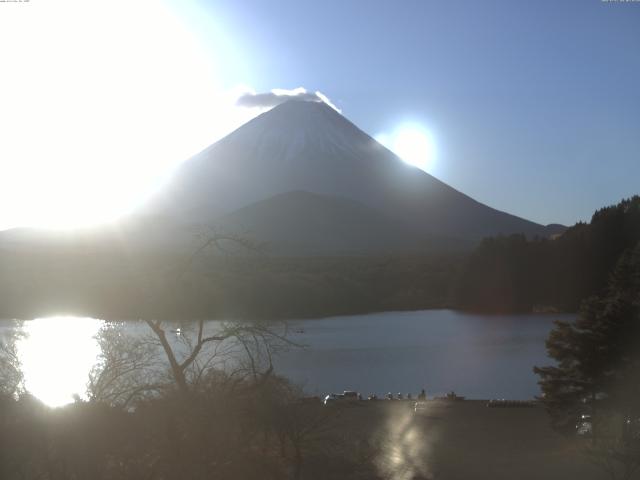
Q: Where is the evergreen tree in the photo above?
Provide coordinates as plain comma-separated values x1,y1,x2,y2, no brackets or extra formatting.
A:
534,242,640,433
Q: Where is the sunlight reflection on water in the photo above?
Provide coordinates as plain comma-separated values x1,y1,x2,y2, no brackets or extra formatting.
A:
376,404,436,480
16,317,103,407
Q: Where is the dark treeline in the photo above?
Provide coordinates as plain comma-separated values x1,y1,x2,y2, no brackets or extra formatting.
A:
203,255,459,319
0,247,460,320
455,196,640,313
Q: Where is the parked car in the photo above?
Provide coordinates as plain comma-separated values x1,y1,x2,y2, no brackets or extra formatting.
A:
324,391,358,405
342,390,359,400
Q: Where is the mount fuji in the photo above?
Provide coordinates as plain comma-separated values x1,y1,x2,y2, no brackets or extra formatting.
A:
143,100,562,254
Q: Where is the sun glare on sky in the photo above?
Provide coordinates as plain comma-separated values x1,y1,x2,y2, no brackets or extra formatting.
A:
0,0,255,231
0,0,440,231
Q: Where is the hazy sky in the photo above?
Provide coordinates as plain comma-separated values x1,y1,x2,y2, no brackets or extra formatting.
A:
0,0,638,229
176,0,640,226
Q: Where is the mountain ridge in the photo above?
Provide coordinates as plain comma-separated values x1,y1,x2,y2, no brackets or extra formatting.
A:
143,100,563,252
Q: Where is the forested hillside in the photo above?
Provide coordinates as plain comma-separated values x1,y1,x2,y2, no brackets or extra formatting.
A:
0,248,459,320
455,196,640,313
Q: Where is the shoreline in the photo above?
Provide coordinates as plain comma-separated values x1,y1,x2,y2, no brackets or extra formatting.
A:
0,307,577,323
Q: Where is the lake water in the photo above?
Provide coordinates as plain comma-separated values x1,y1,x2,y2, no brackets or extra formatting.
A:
0,310,573,406
278,310,572,400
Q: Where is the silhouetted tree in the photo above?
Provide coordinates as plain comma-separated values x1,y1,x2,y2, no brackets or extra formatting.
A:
143,318,293,395
88,322,165,407
535,242,640,479
86,230,297,403
535,243,640,428
0,324,22,396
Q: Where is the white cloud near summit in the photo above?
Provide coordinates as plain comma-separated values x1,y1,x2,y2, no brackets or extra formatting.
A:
236,87,341,112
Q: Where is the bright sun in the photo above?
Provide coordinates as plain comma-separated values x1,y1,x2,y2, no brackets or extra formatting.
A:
376,126,435,172
394,128,435,171
0,1,249,231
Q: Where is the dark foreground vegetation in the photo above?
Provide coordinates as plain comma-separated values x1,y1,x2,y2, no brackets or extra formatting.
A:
0,392,624,480
0,379,382,480
0,317,384,480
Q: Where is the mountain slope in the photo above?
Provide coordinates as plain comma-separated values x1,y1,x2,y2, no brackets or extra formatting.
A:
145,100,561,247
214,190,466,255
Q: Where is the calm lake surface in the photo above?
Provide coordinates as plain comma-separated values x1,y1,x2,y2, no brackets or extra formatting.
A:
0,310,573,406
278,310,573,400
